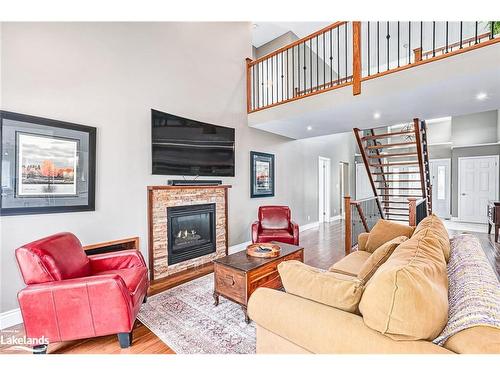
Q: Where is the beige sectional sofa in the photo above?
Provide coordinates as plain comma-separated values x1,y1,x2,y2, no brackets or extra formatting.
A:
248,215,500,354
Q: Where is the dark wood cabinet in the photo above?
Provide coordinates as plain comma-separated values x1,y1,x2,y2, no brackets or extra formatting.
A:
487,201,500,243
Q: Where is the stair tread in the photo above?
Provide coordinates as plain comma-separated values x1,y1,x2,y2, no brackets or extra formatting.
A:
377,187,423,190
362,130,415,141
385,213,410,217
367,142,416,149
379,194,423,198
372,171,419,175
367,152,418,159
370,162,420,167
375,179,421,183
383,207,410,211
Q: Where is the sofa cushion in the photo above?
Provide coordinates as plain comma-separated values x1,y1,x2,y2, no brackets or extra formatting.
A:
412,214,451,262
357,232,370,252
364,220,414,253
279,260,364,313
257,229,294,243
357,236,408,282
329,251,372,276
359,222,449,341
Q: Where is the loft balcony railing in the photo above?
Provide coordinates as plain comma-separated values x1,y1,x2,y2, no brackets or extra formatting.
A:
246,21,500,113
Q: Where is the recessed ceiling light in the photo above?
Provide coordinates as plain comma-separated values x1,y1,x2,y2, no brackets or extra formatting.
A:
476,92,487,100
307,126,312,131
373,112,381,119
252,23,259,29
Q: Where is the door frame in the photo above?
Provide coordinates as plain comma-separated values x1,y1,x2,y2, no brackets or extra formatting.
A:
457,155,499,222
429,158,451,219
318,156,331,223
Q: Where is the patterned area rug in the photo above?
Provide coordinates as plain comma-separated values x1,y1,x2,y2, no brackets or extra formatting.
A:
137,274,256,354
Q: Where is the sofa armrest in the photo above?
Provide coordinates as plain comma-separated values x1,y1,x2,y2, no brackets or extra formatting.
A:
251,221,261,243
290,221,299,245
18,274,134,342
357,232,370,252
247,288,451,354
88,249,146,273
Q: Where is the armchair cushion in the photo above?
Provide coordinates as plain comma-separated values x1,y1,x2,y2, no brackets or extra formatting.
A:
89,249,147,273
279,260,364,313
364,220,414,253
257,229,294,244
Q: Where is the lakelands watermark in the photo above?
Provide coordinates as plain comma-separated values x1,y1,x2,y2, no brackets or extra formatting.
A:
1,333,49,353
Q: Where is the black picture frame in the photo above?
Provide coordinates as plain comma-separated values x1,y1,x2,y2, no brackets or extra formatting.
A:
250,151,275,198
0,111,97,216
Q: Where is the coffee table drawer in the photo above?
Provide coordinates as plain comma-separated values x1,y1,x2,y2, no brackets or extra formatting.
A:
214,263,246,305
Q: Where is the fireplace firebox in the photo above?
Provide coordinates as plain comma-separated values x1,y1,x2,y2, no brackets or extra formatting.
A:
167,203,216,265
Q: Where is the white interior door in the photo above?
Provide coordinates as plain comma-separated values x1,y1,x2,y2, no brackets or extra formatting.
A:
458,156,499,223
355,163,372,200
429,159,451,219
318,157,331,223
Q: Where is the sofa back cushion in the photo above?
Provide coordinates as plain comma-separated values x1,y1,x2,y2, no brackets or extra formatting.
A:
413,214,451,262
259,206,291,230
357,236,408,283
15,232,91,284
359,224,449,341
364,220,414,253
279,260,364,313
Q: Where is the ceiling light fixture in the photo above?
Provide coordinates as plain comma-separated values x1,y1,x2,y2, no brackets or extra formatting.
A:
307,126,312,131
476,92,487,100
373,112,381,119
252,23,259,29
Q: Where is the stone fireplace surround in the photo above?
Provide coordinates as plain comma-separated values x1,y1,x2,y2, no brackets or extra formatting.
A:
147,185,231,281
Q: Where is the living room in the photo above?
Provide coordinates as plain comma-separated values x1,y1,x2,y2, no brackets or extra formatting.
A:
1,1,500,373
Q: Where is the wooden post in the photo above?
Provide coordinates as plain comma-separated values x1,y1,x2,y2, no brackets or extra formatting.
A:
413,47,422,62
344,196,352,255
246,58,252,113
352,21,362,96
408,198,417,226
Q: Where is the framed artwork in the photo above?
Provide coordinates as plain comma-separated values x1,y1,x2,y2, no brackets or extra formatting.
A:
0,111,96,216
250,151,275,198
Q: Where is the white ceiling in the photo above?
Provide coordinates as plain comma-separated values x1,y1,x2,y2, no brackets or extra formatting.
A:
252,22,332,48
248,43,500,139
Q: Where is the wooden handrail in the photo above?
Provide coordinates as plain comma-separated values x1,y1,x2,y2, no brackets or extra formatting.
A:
420,32,490,60
248,22,347,67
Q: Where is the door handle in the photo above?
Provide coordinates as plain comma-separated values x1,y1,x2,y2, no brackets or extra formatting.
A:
461,193,467,196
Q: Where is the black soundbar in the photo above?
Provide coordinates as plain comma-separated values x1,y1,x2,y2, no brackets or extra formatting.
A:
167,180,223,186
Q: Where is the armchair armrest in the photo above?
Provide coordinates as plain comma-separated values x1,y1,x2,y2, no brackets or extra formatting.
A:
251,221,261,243
18,274,135,342
290,221,299,245
88,249,146,273
247,288,450,354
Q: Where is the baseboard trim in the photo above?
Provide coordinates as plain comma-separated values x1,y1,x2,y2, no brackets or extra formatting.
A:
329,215,341,222
228,241,252,254
299,221,319,232
0,308,22,329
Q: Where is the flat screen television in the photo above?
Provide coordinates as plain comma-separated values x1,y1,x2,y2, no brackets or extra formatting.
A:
151,109,235,176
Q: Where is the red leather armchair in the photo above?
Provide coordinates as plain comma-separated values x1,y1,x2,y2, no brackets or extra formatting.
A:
252,206,299,245
15,232,149,354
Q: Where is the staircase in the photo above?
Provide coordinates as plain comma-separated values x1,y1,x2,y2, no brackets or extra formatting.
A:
354,118,432,223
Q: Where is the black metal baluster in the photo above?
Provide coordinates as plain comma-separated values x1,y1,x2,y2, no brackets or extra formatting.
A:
432,21,436,57
491,21,495,39
377,21,380,73
460,22,463,49
252,64,255,110
408,22,411,63
272,56,275,104
303,41,306,95
397,22,400,67
309,39,312,92
446,22,449,52
281,52,284,101
330,28,333,84
316,35,319,91
257,62,260,109
345,23,348,81
337,26,340,82
293,46,296,97
275,54,278,102
286,49,289,100
323,32,326,88
475,22,478,44
266,59,269,106
368,22,371,76
386,21,390,71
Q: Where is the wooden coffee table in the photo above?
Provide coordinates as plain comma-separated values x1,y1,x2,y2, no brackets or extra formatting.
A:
213,242,304,323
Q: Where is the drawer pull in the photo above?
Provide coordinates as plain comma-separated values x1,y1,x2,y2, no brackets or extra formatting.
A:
225,275,235,286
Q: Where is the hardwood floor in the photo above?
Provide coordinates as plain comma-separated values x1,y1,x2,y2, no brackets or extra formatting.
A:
1,220,498,355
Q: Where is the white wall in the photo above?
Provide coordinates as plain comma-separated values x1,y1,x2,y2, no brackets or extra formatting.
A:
0,22,355,313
